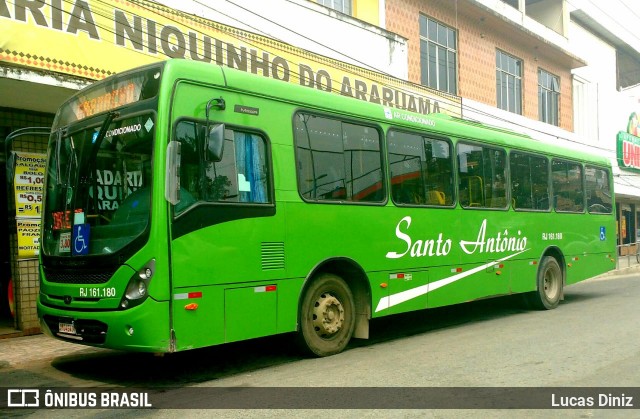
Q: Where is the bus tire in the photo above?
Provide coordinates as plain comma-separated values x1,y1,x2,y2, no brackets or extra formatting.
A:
525,256,563,310
297,273,355,357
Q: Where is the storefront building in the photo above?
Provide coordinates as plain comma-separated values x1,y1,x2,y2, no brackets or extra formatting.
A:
0,0,458,335
616,113,640,252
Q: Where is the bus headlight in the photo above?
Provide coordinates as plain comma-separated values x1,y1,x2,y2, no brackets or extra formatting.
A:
120,259,155,309
125,278,147,300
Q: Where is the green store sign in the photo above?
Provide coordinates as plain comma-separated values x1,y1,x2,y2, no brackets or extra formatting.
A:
617,112,640,173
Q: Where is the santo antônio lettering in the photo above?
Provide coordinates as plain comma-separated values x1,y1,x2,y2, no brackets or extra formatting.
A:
386,216,528,259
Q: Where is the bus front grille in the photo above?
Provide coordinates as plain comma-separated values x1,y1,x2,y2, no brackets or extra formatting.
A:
43,268,116,284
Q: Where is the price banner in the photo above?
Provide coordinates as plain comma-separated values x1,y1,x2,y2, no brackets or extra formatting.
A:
16,218,41,259
13,152,47,218
12,152,46,260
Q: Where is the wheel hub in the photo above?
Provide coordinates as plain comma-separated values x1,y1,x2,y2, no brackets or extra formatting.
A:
312,292,345,336
544,271,559,299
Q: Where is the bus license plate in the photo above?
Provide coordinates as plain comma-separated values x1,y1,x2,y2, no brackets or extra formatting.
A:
59,322,76,334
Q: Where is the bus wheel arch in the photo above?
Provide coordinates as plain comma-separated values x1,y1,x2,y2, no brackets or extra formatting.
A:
297,258,371,356
526,247,565,310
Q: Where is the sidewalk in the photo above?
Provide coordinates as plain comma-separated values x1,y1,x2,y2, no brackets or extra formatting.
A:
613,252,640,273
0,332,107,369
0,318,22,339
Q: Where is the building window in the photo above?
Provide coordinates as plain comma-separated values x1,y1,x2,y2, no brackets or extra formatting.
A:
496,50,522,114
539,69,560,126
419,15,457,95
500,0,519,9
573,76,598,143
317,0,352,15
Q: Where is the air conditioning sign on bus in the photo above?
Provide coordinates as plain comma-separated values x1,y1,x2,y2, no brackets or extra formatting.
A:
617,112,640,172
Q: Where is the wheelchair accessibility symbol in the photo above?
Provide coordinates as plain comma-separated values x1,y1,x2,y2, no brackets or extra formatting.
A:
72,223,90,256
600,226,606,241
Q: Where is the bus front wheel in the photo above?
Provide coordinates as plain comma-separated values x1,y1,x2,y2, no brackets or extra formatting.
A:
297,273,355,357
525,256,563,310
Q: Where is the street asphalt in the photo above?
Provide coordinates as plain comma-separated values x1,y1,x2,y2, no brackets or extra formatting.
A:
1,262,638,370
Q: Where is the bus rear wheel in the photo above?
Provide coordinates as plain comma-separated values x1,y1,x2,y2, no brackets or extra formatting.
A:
525,256,562,310
297,273,355,357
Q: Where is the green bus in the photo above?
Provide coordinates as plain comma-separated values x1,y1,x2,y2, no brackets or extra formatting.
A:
38,59,616,356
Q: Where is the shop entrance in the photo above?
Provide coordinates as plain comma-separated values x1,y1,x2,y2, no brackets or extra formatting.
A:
2,126,51,335
617,203,638,256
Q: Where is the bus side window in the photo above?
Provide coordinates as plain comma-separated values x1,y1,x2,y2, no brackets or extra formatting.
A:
586,165,613,213
510,152,549,211
552,159,584,213
387,130,453,206
174,120,270,214
457,142,507,209
294,113,384,203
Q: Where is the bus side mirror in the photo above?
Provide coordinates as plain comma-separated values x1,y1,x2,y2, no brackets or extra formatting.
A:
206,123,225,163
204,97,226,163
165,140,181,205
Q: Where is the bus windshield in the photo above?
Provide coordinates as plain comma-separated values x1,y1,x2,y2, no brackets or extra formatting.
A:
42,113,154,257
41,65,162,259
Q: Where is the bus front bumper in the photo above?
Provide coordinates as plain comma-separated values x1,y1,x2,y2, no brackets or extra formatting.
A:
37,297,172,352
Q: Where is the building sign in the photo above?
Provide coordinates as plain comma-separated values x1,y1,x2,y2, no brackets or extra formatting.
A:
617,112,640,172
13,152,46,218
0,0,462,117
11,152,47,259
16,218,41,259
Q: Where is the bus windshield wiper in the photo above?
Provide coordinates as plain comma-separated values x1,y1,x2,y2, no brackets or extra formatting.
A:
93,111,120,151
80,111,119,213
55,127,67,186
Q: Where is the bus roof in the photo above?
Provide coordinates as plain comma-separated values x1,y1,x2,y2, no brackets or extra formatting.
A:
168,59,611,167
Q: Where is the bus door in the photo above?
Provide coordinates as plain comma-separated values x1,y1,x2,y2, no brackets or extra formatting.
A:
166,90,285,351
